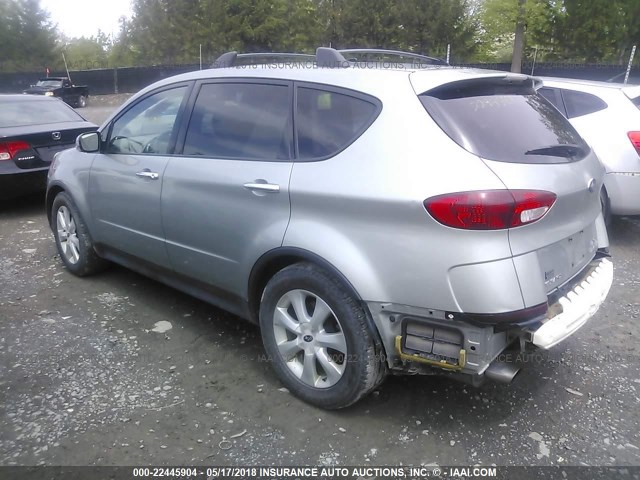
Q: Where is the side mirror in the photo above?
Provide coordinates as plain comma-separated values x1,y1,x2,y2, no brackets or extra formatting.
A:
77,132,100,153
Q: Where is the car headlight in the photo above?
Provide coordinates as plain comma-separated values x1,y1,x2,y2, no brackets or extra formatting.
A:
44,92,54,96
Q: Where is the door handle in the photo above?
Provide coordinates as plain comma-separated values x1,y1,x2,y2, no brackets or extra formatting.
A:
136,170,159,180
243,182,280,193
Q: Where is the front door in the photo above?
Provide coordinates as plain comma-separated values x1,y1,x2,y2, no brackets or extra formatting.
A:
89,84,190,266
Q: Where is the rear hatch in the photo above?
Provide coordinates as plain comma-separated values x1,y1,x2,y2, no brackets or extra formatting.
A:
415,74,604,295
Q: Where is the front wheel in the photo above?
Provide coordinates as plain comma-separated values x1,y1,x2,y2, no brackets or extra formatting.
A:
259,263,385,409
76,95,87,108
52,192,107,276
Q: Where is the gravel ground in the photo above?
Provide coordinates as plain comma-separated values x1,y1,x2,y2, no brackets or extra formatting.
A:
1,97,639,468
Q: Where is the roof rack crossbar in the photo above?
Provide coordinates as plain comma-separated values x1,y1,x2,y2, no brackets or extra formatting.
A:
338,48,448,65
212,47,350,69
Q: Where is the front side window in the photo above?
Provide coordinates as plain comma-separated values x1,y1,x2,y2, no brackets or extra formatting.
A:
183,83,292,160
296,87,379,159
107,86,187,155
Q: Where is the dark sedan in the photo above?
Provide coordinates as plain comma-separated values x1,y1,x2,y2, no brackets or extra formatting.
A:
0,95,97,199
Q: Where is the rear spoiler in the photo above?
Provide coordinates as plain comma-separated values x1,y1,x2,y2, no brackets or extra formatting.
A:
420,74,543,99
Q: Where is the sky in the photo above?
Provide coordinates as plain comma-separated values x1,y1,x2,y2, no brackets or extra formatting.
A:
40,0,132,39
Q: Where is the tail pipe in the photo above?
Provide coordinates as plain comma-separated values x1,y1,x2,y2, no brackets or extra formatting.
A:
484,359,521,384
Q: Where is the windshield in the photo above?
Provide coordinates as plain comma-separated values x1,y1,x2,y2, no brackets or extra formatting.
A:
0,99,84,127
36,80,63,88
420,88,590,164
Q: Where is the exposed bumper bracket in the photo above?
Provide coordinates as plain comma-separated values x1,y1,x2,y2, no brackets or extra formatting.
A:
532,257,613,349
395,336,467,371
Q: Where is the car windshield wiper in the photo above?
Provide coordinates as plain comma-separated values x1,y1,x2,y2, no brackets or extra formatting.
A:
525,144,585,158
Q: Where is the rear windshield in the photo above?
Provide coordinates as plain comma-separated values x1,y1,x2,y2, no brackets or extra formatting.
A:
0,99,83,128
420,87,590,164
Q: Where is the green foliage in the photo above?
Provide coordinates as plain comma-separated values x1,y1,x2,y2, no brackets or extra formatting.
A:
0,0,58,72
61,33,111,71
2,0,639,72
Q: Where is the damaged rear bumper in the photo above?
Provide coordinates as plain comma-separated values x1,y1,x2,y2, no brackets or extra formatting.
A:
367,256,613,383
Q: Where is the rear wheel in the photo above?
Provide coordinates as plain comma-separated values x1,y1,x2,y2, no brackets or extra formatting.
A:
259,262,385,409
77,95,87,108
52,192,107,276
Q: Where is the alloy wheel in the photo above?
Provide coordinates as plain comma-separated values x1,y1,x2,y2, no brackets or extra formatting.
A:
272,289,347,388
56,205,80,264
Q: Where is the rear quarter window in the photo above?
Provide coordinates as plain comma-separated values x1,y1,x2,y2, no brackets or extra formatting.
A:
419,85,589,164
296,86,380,160
561,89,608,118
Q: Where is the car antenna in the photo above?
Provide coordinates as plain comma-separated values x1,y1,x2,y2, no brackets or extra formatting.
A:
62,51,72,83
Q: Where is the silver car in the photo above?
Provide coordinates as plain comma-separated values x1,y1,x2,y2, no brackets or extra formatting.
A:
539,78,640,219
46,48,614,409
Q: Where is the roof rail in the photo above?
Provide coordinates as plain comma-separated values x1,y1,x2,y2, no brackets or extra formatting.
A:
211,47,349,69
339,48,448,66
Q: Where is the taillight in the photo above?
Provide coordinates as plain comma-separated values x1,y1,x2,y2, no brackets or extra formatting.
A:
628,131,640,156
424,190,557,230
0,140,30,161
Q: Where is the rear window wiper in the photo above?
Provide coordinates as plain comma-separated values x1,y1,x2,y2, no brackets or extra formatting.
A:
525,144,586,158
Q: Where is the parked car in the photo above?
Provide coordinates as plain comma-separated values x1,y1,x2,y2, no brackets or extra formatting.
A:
23,77,90,108
0,95,97,199
539,78,640,220
46,48,613,409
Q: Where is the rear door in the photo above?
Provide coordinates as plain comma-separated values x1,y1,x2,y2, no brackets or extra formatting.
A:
417,76,605,295
162,80,293,299
89,84,190,265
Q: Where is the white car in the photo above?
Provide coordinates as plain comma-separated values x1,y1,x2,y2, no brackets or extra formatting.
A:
539,78,640,220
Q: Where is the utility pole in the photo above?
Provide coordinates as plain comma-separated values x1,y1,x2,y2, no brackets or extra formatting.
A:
511,0,526,73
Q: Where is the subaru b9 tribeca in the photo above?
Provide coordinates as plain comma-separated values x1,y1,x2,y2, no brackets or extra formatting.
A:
46,48,613,409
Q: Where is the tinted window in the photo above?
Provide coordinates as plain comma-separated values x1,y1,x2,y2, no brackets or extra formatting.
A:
0,99,83,127
296,87,378,159
561,89,607,118
630,96,640,110
539,87,565,114
420,89,589,164
183,83,291,160
108,86,186,155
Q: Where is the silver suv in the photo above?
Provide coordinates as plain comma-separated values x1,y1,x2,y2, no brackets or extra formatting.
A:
46,48,614,409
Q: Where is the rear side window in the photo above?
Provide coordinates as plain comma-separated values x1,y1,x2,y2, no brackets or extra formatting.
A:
420,85,589,164
183,83,291,160
561,89,607,118
631,96,640,110
296,87,379,159
538,87,566,114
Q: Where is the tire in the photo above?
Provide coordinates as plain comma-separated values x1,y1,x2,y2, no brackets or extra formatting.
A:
52,192,107,276
77,95,87,108
259,262,385,409
600,186,612,227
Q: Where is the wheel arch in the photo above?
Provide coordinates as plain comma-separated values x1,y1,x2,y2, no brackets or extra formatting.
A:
248,247,386,357
46,183,66,227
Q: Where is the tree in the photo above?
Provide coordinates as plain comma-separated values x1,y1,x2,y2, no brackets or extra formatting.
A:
555,0,640,62
0,0,58,72
61,32,111,71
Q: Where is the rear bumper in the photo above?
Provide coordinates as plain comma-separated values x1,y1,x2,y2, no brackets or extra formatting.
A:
605,172,640,215
0,169,49,199
367,256,613,378
530,257,613,349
